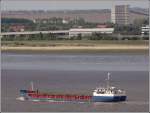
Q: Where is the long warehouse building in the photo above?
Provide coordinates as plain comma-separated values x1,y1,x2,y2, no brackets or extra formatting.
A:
69,28,114,37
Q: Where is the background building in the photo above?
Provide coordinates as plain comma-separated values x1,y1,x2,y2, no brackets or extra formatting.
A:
69,28,114,37
111,5,130,25
141,25,149,35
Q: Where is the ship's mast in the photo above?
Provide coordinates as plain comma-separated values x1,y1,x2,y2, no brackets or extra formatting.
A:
30,81,34,91
106,72,110,90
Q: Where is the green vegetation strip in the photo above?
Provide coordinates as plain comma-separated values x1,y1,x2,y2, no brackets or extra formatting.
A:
2,40,148,47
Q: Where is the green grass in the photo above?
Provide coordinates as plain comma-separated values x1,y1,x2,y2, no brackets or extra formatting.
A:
2,40,149,47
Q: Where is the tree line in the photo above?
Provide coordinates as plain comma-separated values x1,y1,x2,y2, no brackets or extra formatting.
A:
2,32,149,41
2,17,148,31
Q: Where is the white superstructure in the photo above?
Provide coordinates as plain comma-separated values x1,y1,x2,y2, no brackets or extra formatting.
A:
93,86,126,96
93,73,126,100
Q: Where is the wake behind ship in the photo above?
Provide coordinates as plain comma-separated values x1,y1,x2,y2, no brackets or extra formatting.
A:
17,73,127,102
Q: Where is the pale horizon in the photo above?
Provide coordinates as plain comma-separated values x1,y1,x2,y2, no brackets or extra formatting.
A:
1,0,149,11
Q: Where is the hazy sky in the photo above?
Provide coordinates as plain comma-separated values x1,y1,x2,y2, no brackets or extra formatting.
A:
1,0,149,11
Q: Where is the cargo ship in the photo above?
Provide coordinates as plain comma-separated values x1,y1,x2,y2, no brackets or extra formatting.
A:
17,73,127,102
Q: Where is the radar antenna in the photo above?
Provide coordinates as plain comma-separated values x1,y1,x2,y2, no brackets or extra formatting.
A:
30,81,34,91
106,72,111,89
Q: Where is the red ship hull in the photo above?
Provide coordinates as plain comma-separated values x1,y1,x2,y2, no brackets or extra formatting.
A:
20,90,92,102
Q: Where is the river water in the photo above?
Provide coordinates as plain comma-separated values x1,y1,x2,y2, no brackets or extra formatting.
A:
1,52,149,112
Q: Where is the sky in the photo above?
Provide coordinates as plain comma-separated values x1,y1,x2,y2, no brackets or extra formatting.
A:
1,0,149,11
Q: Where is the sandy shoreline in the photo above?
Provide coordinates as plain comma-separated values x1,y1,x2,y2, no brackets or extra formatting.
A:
1,45,149,52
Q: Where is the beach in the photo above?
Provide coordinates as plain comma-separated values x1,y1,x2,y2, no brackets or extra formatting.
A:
1,45,149,53
1,40,148,53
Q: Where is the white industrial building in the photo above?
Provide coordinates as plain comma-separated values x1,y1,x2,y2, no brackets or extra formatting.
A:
141,25,149,35
69,28,114,37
